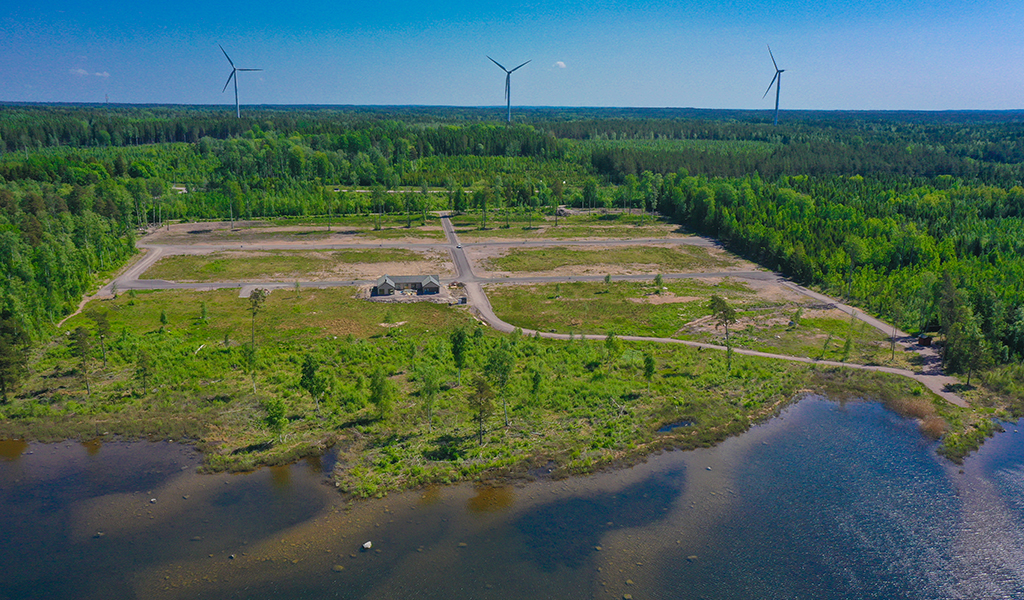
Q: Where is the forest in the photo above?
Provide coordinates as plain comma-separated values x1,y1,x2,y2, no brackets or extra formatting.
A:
1,104,1023,400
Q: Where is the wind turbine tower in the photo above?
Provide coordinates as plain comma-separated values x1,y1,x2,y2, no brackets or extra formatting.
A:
763,45,785,126
487,56,530,123
220,45,263,118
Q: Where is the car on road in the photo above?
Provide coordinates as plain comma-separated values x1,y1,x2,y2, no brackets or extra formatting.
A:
456,244,462,248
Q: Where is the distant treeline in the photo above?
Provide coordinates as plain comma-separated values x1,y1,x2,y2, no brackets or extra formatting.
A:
561,118,1024,184
656,173,1024,370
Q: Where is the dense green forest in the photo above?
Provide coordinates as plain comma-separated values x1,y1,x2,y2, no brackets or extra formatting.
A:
1,104,1023,390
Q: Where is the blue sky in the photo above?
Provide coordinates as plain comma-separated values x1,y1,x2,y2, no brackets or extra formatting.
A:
1,0,1021,110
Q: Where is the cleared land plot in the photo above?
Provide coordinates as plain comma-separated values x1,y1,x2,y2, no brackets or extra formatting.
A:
486,279,915,368
142,249,454,282
452,212,689,241
145,218,446,245
478,244,740,278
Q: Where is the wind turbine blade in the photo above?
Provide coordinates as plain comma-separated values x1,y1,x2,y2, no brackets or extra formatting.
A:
510,60,531,73
237,68,263,72
505,74,510,102
223,70,236,93
762,72,778,99
487,56,508,72
220,45,235,68
767,45,778,71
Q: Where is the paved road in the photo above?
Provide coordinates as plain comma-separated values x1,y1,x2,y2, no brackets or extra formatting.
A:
86,218,966,407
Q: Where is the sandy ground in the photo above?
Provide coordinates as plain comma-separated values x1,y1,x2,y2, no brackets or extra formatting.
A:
142,222,446,246
467,243,752,279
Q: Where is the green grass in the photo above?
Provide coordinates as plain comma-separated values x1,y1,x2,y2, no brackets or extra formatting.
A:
487,245,736,273
487,279,757,337
143,249,442,282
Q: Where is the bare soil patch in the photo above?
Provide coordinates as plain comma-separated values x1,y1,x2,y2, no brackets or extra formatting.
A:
468,243,753,279
143,222,444,246
143,249,455,283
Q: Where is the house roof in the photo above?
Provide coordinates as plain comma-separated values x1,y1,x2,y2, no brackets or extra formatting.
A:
375,274,441,287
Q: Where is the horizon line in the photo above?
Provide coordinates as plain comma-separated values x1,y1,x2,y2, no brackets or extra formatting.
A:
3,101,1024,114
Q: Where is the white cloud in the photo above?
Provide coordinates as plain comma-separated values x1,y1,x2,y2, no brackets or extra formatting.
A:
70,68,110,78
554,61,566,69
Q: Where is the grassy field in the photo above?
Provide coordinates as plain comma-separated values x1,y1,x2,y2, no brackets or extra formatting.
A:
486,245,737,273
0,285,964,496
485,280,915,369
143,249,447,282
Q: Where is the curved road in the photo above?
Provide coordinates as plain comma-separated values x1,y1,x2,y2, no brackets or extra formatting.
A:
91,217,966,407
439,216,966,408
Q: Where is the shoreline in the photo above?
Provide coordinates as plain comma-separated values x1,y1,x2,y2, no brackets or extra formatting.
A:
0,369,985,498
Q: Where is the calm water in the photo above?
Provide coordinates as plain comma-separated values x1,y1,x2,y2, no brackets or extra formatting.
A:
2,396,1024,599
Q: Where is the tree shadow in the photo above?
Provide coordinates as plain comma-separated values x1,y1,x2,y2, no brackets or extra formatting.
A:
423,433,472,461
337,415,376,429
945,382,974,393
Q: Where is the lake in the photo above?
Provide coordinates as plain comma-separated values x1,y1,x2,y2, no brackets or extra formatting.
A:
2,395,1023,599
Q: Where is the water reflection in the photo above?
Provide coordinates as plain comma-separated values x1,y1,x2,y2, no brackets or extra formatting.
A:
81,438,102,456
304,452,322,474
513,467,684,571
466,485,514,513
419,484,442,505
0,438,27,461
269,465,291,490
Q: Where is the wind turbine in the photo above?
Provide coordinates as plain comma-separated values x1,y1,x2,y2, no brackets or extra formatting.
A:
763,45,784,126
220,45,262,118
487,56,530,123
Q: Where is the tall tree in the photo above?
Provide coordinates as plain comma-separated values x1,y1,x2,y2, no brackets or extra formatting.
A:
245,288,269,393
450,327,469,386
468,375,495,445
369,367,395,421
643,352,656,393
135,349,151,395
709,295,738,370
605,332,621,363
486,338,515,426
89,311,111,369
248,288,268,348
299,354,330,413
416,361,442,431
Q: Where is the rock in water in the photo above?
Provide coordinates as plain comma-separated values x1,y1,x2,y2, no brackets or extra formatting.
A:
362,541,372,550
